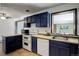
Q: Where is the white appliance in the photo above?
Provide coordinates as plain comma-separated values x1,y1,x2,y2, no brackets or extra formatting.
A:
22,34,31,51
37,38,49,56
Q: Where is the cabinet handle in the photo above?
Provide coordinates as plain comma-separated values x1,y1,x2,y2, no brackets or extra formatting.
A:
24,37,28,39
24,42,28,46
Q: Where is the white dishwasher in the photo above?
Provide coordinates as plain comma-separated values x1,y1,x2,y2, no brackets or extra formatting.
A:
37,38,49,56
22,34,31,51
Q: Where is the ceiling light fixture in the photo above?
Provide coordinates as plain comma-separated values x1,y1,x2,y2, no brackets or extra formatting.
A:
25,10,30,12
0,4,12,20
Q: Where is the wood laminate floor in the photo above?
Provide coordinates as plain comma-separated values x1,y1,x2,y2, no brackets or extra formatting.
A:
0,43,39,56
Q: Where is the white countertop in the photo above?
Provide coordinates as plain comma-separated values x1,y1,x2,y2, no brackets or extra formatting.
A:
32,34,53,39
3,34,22,37
32,34,79,44
4,33,79,44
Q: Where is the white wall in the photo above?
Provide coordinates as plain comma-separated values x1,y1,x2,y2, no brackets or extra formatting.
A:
52,3,79,13
0,19,15,42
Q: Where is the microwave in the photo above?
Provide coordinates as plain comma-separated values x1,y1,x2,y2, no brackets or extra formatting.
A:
21,30,29,35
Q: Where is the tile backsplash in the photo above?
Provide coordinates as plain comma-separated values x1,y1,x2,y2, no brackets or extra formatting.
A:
29,23,51,35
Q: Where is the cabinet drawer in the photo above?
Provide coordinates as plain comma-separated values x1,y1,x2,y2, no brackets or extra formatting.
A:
23,38,28,42
24,37,28,39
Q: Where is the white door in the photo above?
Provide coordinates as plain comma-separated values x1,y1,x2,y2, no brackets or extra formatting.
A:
37,39,49,56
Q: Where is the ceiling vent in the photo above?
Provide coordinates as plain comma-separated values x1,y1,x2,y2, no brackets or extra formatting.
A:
25,10,30,12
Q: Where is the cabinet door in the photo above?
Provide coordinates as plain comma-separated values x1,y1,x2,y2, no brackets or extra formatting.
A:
49,40,70,56
49,45,70,56
31,15,36,23
5,35,22,54
27,16,32,23
24,17,31,27
5,36,15,54
70,44,78,56
36,14,41,27
40,12,48,27
31,37,37,53
15,35,22,48
59,47,70,56
49,45,60,56
37,39,49,56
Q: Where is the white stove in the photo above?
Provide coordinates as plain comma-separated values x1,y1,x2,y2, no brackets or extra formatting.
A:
22,34,31,51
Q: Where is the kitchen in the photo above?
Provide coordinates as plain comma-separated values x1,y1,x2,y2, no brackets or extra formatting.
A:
0,3,79,56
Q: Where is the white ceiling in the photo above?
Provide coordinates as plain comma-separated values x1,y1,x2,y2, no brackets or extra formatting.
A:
0,3,63,19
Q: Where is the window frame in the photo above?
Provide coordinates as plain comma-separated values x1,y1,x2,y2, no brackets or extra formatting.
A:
51,8,77,35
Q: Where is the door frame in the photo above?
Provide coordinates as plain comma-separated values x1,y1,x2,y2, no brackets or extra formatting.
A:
15,20,24,34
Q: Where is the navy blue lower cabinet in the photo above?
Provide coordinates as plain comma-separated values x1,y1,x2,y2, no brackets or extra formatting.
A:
31,37,37,53
3,35,22,54
70,44,78,56
49,40,70,56
59,46,70,56
49,45,60,56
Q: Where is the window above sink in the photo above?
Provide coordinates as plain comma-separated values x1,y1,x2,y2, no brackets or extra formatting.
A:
52,8,77,35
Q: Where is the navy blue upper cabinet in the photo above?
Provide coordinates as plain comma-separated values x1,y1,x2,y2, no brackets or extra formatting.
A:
40,12,48,27
27,16,32,23
24,12,50,27
36,12,50,27
31,15,36,23
36,14,41,27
